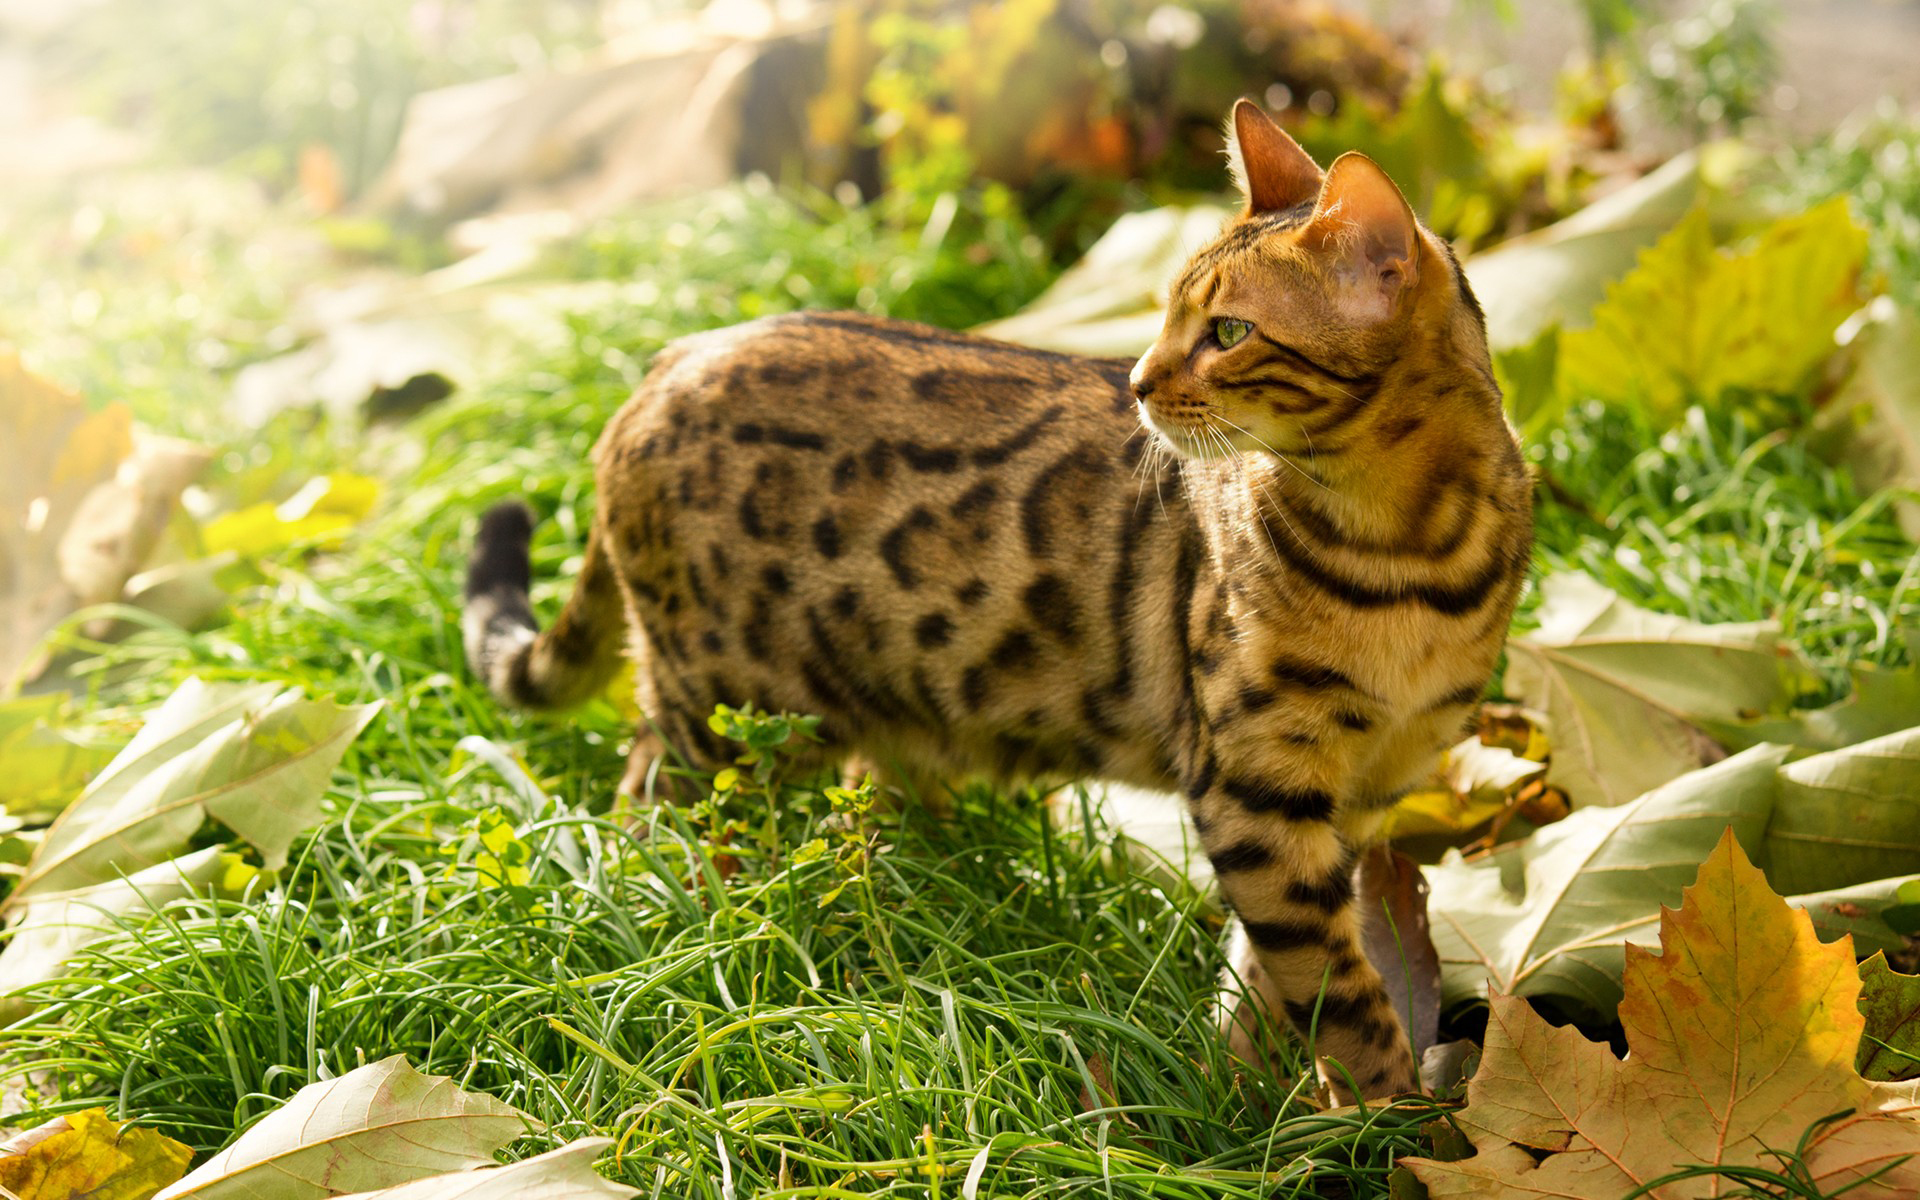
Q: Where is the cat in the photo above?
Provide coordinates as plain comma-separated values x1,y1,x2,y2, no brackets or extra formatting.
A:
463,99,1533,1102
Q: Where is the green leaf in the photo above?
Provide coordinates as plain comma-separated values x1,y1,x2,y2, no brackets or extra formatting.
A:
1463,146,1746,351
1724,656,1920,751
1504,573,1820,809
1764,726,1920,896
1491,327,1561,438
152,1056,535,1200
0,695,122,822
1426,744,1787,1018
1556,198,1869,423
202,473,380,558
1857,952,1920,1082
3,678,380,909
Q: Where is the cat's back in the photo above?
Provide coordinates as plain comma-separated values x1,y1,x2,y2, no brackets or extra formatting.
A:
595,310,1152,576
613,311,1138,449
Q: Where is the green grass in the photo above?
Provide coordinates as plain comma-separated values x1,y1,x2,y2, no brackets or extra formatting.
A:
1524,399,1919,678
3,159,1918,1200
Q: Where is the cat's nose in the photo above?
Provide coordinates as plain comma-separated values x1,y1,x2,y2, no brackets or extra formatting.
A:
1129,369,1158,400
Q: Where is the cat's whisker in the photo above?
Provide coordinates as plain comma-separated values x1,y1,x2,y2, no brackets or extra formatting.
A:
1212,411,1338,500
1203,413,1318,566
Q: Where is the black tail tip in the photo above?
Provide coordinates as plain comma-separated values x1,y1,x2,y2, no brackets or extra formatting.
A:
467,500,535,600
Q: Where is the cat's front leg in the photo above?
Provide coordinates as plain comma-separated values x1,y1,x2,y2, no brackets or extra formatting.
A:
1188,765,1418,1102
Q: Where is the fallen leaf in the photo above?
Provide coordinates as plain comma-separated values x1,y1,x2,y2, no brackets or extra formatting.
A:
1858,953,1920,1083
3,679,380,910
202,474,380,558
0,695,122,822
0,1107,192,1200
1813,299,1920,541
0,846,227,1022
1425,744,1787,1017
1407,831,1920,1199
152,1057,536,1200
326,1140,637,1200
1462,146,1747,352
0,357,207,693
973,206,1232,357
1382,736,1545,840
1765,726,1920,896
1506,572,1820,808
1354,846,1441,1060
1556,198,1869,424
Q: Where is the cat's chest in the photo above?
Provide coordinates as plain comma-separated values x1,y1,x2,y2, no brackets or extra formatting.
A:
1198,603,1497,769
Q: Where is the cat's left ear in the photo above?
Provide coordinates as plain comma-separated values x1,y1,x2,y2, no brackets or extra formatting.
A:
1300,152,1420,325
1227,99,1322,214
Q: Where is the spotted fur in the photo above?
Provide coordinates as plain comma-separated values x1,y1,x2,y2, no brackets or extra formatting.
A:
462,101,1532,1104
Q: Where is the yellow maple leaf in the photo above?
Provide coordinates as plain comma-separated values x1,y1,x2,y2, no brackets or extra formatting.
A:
0,1108,192,1200
1406,829,1920,1198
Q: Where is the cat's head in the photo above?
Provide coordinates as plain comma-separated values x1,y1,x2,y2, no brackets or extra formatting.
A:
1129,100,1488,458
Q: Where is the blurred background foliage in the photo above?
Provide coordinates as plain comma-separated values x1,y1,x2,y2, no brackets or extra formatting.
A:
3,2,1920,1189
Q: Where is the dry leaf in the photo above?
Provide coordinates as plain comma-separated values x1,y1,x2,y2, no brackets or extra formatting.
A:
0,356,209,693
326,1140,637,1200
4,679,381,910
1381,735,1545,840
1814,299,1920,541
153,1056,536,1200
1408,831,1920,1199
1505,573,1818,808
0,846,227,1023
0,1107,192,1200
1354,846,1441,1060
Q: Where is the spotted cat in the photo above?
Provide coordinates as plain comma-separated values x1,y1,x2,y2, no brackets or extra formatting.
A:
463,100,1533,1101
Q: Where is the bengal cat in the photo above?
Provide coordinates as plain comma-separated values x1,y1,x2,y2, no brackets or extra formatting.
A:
463,100,1533,1102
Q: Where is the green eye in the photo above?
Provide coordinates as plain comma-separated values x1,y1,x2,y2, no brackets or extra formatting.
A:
1214,318,1252,348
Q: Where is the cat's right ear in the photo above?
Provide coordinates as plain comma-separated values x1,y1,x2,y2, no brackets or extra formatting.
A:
1227,99,1322,215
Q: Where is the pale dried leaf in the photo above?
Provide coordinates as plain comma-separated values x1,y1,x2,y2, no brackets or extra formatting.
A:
1506,573,1818,808
0,359,209,693
153,1057,536,1200
0,846,226,1022
5,680,379,908
326,1141,637,1200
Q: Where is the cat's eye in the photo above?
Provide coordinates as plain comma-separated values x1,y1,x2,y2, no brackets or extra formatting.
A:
1214,318,1252,349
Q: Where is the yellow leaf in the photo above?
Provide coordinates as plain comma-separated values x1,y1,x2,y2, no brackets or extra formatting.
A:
1558,199,1868,423
202,474,381,558
0,1108,192,1200
1408,830,1920,1198
1381,737,1544,839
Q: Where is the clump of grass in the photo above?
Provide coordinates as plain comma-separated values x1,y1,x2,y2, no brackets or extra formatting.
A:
1525,399,1918,678
4,730,1438,1197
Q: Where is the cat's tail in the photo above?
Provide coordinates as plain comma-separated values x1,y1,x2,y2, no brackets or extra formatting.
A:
463,501,625,710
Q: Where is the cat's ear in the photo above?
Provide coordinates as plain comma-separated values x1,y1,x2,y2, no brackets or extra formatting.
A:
1299,152,1420,324
1227,98,1322,215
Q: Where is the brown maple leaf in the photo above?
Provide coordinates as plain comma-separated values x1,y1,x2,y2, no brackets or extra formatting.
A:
1406,830,1920,1198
